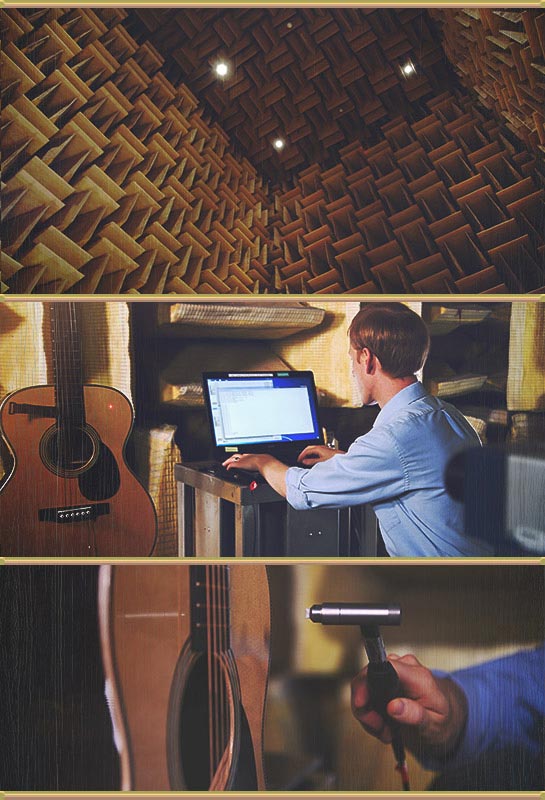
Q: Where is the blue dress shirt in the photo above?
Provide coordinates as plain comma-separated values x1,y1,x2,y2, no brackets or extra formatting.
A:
428,646,545,778
285,381,490,556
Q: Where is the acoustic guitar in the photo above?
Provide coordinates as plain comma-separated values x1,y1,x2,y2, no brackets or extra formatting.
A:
99,564,270,790
0,302,157,556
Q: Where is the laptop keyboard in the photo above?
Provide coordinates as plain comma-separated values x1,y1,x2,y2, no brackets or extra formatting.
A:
197,462,265,486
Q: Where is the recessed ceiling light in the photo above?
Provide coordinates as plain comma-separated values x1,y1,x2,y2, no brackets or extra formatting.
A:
287,22,293,29
400,60,416,78
273,138,286,151
214,60,230,79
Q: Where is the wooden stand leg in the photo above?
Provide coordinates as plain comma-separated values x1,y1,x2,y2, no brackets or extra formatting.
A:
194,488,221,557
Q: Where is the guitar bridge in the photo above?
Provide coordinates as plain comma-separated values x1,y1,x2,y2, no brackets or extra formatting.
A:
38,503,110,523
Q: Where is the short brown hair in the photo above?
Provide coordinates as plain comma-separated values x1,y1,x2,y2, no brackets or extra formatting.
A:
348,303,430,378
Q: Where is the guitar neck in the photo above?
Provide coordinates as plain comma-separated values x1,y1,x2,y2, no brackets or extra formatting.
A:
50,302,86,427
190,565,231,652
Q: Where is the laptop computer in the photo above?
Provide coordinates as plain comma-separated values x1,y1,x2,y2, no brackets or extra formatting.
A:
200,370,322,477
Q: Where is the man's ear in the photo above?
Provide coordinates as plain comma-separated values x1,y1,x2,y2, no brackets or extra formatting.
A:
361,348,382,374
360,347,372,372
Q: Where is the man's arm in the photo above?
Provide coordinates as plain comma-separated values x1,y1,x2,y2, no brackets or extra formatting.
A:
286,426,406,511
351,646,545,770
223,426,405,511
222,445,345,494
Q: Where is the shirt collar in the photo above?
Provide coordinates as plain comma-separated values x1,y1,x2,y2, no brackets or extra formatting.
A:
373,380,427,428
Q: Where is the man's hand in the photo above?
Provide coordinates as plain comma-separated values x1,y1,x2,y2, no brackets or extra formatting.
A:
223,453,271,473
222,453,288,497
351,654,468,761
297,445,345,465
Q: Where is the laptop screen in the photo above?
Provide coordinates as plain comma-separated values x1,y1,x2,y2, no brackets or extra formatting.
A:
203,371,322,456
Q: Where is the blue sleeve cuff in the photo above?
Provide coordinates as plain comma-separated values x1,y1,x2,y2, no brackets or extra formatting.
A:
418,668,495,772
421,647,545,772
285,466,312,510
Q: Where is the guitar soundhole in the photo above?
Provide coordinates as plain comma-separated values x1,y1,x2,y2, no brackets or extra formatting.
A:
168,647,242,791
177,652,232,790
40,424,100,478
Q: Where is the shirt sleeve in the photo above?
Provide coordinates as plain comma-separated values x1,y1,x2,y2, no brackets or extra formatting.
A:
285,425,408,510
421,646,545,772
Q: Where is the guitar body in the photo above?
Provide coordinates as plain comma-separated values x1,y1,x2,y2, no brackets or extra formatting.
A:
99,565,270,791
0,384,157,556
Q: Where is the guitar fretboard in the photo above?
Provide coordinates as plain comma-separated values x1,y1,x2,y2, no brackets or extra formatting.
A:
50,302,85,428
190,565,231,653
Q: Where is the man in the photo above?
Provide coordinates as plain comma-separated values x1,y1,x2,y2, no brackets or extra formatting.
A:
224,303,488,556
351,646,545,790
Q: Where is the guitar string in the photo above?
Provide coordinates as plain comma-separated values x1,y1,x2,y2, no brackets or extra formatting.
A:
212,564,219,779
216,565,222,779
54,304,72,545
68,304,91,555
68,303,77,543
210,564,229,786
218,564,227,780
206,565,215,785
64,303,92,554
214,563,223,782
72,303,96,556
221,565,229,774
67,303,96,555
52,304,70,544
210,564,217,781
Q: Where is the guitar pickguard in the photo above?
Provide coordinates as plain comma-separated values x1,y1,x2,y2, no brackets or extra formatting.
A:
229,704,259,790
78,441,121,501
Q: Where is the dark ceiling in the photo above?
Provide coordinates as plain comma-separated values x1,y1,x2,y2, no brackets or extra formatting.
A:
125,9,456,186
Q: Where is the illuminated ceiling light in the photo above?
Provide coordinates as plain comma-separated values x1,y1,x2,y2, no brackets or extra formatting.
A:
400,59,417,78
273,137,286,151
214,60,230,79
